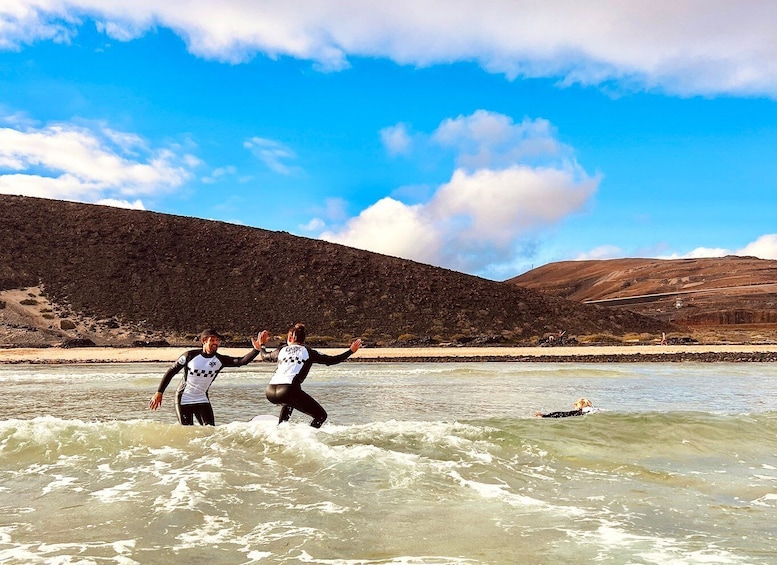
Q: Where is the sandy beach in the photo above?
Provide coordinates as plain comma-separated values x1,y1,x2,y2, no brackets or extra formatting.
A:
2,344,777,364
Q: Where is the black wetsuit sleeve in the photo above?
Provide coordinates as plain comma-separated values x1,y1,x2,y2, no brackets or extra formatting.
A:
540,409,584,418
308,348,353,366
218,347,260,368
156,350,195,393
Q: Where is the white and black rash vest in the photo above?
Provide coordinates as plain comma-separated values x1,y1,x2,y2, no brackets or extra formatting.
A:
158,348,259,405
267,344,353,386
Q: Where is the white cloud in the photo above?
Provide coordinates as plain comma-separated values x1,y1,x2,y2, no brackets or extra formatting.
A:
322,197,443,265
324,165,597,273
95,198,145,210
738,234,777,260
323,110,599,273
244,136,298,175
201,165,237,184
647,235,777,261
300,217,325,232
4,1,777,96
0,121,196,204
431,165,596,244
0,1,76,50
676,247,729,259
575,245,624,261
433,112,568,170
380,123,412,156
94,19,148,42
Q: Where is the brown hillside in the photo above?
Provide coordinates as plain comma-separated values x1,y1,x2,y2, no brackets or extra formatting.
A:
509,257,777,328
0,195,669,347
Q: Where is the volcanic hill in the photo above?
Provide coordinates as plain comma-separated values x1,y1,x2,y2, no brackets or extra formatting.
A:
509,257,777,328
0,195,669,347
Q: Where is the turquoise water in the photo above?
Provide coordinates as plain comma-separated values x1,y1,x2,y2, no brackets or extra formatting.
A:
1,362,776,564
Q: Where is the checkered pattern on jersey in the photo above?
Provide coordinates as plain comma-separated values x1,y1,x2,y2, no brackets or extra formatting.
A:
185,355,223,382
280,345,308,365
282,351,306,366
189,366,219,379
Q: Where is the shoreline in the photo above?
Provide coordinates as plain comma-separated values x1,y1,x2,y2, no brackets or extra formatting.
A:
2,344,777,364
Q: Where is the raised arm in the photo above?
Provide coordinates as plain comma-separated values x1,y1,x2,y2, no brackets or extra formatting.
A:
224,331,271,367
310,338,363,366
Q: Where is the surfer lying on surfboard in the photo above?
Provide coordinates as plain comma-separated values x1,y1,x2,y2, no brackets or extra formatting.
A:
258,323,362,428
535,397,597,418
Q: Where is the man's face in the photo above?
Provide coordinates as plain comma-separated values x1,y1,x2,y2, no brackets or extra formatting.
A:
202,336,220,354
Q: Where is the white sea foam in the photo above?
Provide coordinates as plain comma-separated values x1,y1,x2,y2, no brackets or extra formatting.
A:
91,479,140,503
174,514,239,548
289,553,479,564
0,539,140,565
155,475,210,512
40,473,79,495
752,493,777,506
564,521,749,564
445,468,582,517
0,525,15,544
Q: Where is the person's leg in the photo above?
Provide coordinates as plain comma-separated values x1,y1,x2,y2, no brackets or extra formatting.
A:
310,413,327,428
267,384,327,427
290,388,327,428
176,403,195,425
193,403,215,426
175,390,196,425
279,405,294,423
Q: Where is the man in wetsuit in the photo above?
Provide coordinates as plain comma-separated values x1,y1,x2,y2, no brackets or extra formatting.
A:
149,328,267,425
261,323,361,428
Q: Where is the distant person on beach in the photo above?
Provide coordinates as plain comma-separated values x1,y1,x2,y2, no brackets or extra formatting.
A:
260,323,361,428
149,328,266,426
535,397,597,418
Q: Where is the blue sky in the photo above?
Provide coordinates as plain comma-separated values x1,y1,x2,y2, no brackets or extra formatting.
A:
1,1,776,280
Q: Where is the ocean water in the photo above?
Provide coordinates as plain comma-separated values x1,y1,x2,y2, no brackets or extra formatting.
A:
1,361,776,564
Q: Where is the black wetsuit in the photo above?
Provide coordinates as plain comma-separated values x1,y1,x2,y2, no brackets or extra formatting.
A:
263,343,353,427
157,348,259,425
539,406,594,418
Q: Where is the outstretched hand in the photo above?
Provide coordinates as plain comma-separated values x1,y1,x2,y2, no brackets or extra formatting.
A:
350,338,363,353
252,330,270,350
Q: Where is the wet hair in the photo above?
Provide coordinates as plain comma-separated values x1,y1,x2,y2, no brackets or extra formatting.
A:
288,323,306,344
574,398,592,409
